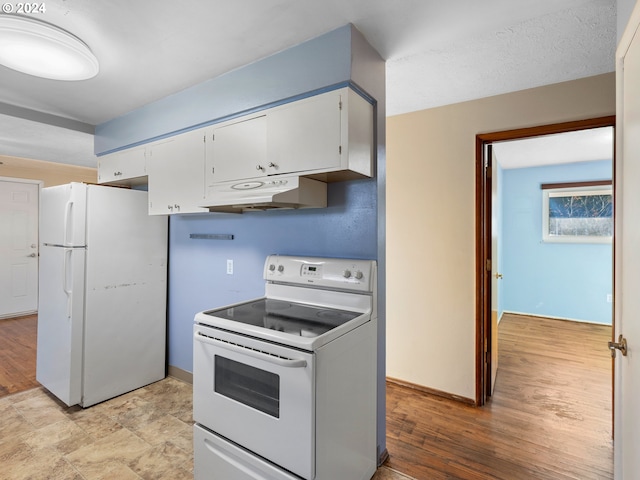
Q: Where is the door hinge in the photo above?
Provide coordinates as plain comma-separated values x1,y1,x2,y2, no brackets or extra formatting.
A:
486,166,492,178
486,259,491,271
339,100,343,110
339,145,342,154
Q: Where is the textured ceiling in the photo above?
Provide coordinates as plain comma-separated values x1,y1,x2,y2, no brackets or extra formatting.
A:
387,1,616,115
0,0,617,168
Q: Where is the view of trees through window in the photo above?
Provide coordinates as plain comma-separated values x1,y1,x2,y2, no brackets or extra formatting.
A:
548,192,613,237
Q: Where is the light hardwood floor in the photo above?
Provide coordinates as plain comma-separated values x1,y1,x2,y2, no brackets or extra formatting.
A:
1,313,613,479
385,313,613,479
0,314,38,397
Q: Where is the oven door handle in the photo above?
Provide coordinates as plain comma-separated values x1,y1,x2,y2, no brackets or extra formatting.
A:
195,332,308,368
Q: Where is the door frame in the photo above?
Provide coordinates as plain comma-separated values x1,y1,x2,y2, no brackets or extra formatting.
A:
474,116,616,406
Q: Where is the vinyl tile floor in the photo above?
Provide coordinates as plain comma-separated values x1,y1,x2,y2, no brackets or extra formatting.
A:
0,377,413,480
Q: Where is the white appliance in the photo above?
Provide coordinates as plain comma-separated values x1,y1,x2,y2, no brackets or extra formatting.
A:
193,255,377,480
36,183,168,408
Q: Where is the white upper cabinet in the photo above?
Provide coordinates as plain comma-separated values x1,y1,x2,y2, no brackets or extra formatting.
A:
206,114,268,184
147,129,207,215
205,87,374,188
97,145,147,186
267,90,342,175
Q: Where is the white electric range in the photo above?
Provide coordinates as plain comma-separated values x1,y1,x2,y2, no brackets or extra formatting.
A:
193,255,377,480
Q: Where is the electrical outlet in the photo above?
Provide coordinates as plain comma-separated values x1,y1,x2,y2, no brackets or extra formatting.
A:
607,294,613,303
227,259,233,275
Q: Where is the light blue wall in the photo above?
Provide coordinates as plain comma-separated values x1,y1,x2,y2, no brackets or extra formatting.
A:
95,25,387,458
501,160,613,324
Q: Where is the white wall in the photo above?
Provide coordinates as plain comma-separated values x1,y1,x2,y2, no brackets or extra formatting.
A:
386,73,615,400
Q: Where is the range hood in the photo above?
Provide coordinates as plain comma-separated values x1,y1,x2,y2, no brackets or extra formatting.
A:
201,176,327,213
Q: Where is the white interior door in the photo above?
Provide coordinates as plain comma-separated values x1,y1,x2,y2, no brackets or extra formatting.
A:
614,4,640,477
490,146,500,395
0,179,39,318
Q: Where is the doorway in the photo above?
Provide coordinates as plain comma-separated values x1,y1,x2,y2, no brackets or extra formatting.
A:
475,116,616,405
0,177,41,398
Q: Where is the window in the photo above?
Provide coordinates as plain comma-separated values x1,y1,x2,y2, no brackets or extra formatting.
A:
214,355,280,417
542,181,612,243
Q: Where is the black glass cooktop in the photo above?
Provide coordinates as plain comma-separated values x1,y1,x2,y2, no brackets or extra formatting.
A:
204,299,360,338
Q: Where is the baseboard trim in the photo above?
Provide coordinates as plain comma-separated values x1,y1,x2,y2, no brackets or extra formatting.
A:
386,377,476,406
503,310,612,326
378,448,389,466
0,311,37,321
168,365,193,384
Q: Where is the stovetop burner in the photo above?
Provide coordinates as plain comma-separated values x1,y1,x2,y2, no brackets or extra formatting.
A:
203,298,360,338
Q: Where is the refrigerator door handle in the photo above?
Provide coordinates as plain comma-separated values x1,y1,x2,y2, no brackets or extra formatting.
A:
63,201,73,246
63,248,72,318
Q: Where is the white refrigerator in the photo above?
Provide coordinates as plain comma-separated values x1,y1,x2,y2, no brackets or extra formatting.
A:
37,183,168,407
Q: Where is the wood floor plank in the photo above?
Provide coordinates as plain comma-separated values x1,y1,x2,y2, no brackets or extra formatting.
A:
384,314,613,479
0,314,39,397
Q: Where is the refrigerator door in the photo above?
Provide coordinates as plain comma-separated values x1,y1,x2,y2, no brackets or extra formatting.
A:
40,183,87,247
81,186,168,406
36,244,86,406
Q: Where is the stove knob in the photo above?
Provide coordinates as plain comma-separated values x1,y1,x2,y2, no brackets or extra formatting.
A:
343,269,352,278
278,265,285,273
355,271,364,280
268,264,276,271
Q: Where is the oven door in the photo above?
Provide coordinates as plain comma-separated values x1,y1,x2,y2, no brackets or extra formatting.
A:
194,324,315,480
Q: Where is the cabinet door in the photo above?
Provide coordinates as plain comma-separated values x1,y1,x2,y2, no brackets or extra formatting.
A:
147,129,207,215
267,90,342,175
97,145,147,185
206,115,268,184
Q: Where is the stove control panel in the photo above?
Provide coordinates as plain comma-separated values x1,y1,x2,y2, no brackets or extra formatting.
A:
264,255,376,293
301,263,323,278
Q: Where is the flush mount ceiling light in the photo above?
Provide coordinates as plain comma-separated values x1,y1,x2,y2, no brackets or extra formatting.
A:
0,15,99,80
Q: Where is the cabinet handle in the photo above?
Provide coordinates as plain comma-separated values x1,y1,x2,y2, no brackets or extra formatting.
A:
174,204,180,211
168,205,173,211
256,165,264,171
268,162,278,168
114,171,122,176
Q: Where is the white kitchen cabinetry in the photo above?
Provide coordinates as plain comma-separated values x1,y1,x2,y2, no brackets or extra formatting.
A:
205,87,374,190
99,87,373,215
147,129,207,215
267,89,342,176
97,145,147,186
205,114,268,184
